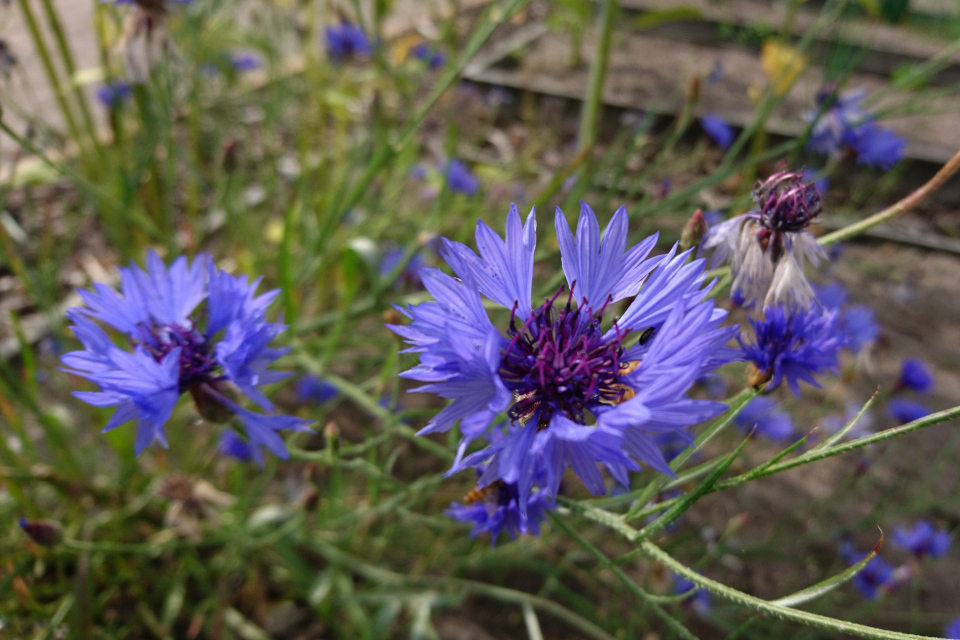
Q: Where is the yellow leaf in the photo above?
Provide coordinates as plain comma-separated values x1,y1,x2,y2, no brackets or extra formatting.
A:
761,38,807,96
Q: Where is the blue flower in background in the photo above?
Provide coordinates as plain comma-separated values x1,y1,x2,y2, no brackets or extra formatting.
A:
893,521,951,559
390,203,737,511
410,42,445,69
61,251,311,465
380,247,425,289
673,573,712,615
230,53,261,72
806,87,905,169
946,617,960,639
887,398,931,424
219,430,254,462
814,282,879,353
897,358,935,394
96,81,132,108
702,170,825,310
325,21,372,62
295,374,338,405
840,542,903,600
445,159,480,195
734,396,794,442
700,114,734,149
739,306,840,397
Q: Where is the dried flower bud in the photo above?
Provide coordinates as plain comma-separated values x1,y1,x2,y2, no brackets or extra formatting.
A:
680,209,708,250
19,519,64,548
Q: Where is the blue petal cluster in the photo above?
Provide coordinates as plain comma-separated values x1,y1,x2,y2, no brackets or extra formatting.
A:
897,358,935,394
700,114,734,150
840,542,905,600
325,21,372,62
814,282,879,352
887,397,931,424
892,521,951,559
806,87,906,170
61,251,311,464
445,159,480,196
673,574,712,615
391,203,737,514
734,396,794,442
739,306,841,396
96,81,133,108
410,42,446,69
946,617,960,639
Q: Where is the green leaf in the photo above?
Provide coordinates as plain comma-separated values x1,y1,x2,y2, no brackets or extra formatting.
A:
814,391,878,450
633,7,703,30
773,534,884,608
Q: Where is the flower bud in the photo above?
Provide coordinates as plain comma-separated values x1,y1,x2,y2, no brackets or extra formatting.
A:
680,209,708,250
19,519,63,548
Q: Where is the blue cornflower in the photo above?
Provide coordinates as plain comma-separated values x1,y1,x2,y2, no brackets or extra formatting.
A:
806,87,905,169
946,617,960,639
839,542,904,600
734,396,794,442
801,168,829,194
673,574,711,615
446,452,555,547
219,430,254,462
739,306,840,396
410,42,445,69
700,114,734,149
61,251,311,464
702,170,826,310
325,21,371,62
96,81,132,108
295,374,338,405
380,247,425,289
897,358,935,394
887,398,931,424
390,203,737,511
445,159,480,196
230,53,261,72
893,521,951,559
814,282,879,352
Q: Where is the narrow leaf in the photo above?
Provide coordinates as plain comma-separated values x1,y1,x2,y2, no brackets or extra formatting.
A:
772,534,884,608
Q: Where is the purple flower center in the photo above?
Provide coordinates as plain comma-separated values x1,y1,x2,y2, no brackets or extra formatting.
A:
500,285,629,428
137,321,218,392
754,171,822,234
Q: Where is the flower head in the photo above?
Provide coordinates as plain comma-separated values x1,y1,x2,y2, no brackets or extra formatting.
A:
61,251,311,464
380,247,425,289
806,87,905,169
734,396,794,442
840,542,906,599
702,170,826,310
295,374,338,405
325,21,372,62
673,573,712,615
445,159,480,196
887,398,931,424
814,282,879,352
410,42,445,69
897,358,935,394
700,114,734,149
892,521,951,559
391,203,736,511
739,305,841,396
96,81,133,108
946,617,960,639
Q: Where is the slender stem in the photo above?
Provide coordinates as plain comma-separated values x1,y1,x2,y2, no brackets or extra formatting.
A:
577,0,615,151
639,540,941,640
818,147,960,245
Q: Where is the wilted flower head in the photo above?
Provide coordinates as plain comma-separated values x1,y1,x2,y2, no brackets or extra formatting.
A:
734,396,794,442
739,305,840,396
897,358,935,394
325,21,371,62
806,87,905,169
390,203,737,511
18,519,64,548
61,251,311,464
887,397,931,424
892,521,951,559
702,170,826,310
116,5,177,83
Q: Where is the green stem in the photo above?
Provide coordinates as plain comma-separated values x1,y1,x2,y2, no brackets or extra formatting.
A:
577,0,616,152
818,147,960,245
639,540,941,640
